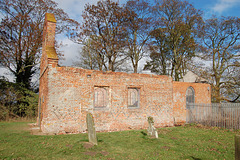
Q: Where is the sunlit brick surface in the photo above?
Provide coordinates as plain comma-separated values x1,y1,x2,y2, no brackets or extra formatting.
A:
38,13,211,134
173,82,211,125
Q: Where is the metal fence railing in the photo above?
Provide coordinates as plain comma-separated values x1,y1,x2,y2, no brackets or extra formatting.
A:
186,103,240,130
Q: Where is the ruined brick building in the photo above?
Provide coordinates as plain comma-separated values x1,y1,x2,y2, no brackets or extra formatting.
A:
38,13,211,134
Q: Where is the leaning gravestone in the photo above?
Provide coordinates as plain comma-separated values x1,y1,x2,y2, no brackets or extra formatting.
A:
147,116,158,138
236,135,240,160
86,113,98,145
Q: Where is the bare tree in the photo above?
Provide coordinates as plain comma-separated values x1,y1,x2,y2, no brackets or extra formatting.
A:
144,28,170,75
198,16,240,102
223,62,240,102
145,0,202,80
73,39,99,70
0,0,79,89
124,0,152,73
74,0,128,72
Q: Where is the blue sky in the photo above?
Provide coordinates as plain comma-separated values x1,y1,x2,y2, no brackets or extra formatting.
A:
186,0,240,18
55,0,240,22
1,0,239,81
54,0,240,66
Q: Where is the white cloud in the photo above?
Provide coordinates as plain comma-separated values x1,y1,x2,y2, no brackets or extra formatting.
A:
212,0,240,14
54,0,97,66
55,0,99,20
55,0,127,20
57,36,82,66
0,67,14,82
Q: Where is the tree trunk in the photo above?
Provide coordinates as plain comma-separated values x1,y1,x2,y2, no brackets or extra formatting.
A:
133,63,138,73
215,77,221,103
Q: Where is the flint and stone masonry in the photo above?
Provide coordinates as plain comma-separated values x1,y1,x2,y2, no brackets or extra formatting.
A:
38,13,211,134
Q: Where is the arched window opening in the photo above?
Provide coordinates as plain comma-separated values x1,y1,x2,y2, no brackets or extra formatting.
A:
186,86,195,106
128,88,139,108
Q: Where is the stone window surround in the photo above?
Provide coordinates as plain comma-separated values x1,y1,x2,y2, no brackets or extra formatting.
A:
94,86,109,109
93,85,142,110
127,87,140,109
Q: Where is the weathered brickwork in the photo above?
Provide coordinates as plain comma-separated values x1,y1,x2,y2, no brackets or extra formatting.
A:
173,82,211,125
40,65,174,133
38,13,211,134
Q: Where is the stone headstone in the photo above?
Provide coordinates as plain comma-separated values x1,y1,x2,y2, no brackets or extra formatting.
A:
236,135,240,160
86,113,97,145
147,116,158,138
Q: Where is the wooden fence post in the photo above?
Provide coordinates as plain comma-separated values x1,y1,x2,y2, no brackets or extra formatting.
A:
236,135,240,160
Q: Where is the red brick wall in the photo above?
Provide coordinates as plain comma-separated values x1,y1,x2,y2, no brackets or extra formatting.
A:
39,13,212,134
38,13,58,129
40,66,174,134
173,82,211,125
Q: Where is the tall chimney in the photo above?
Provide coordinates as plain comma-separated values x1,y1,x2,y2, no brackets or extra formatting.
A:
40,13,58,74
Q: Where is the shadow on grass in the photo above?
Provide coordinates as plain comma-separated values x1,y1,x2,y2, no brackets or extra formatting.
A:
190,156,201,160
140,131,148,139
141,131,147,136
78,139,89,142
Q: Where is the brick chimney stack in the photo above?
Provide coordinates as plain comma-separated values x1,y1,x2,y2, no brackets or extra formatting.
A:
38,13,59,127
40,13,58,75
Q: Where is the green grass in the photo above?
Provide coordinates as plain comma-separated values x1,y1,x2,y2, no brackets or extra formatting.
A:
0,122,239,160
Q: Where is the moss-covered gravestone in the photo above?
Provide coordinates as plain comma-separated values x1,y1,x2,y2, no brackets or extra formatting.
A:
236,135,240,160
86,113,97,145
147,116,158,138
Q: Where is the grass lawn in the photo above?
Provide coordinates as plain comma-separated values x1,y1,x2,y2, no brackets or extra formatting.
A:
0,122,239,160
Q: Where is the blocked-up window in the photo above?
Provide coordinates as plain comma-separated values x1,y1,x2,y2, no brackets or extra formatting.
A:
94,87,108,108
186,86,195,104
128,88,140,108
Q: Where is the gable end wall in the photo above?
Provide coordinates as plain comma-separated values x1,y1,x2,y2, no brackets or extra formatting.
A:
173,81,211,125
